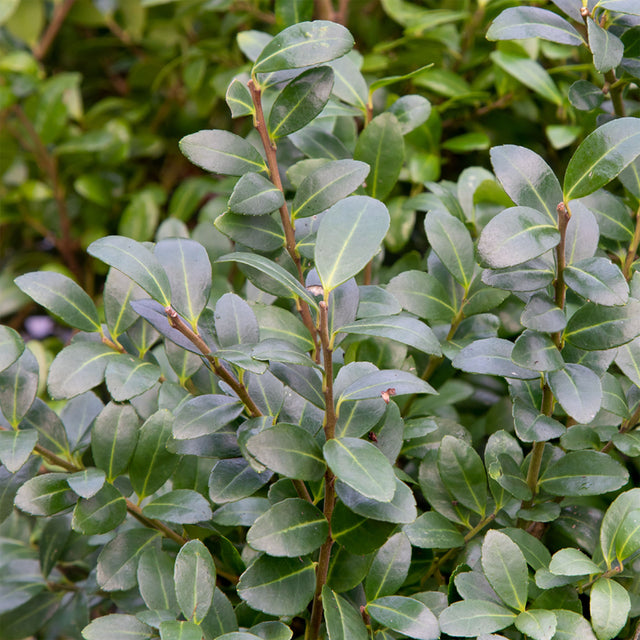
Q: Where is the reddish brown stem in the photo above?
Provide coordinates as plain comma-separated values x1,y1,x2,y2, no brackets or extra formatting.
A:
33,0,77,60
623,203,640,280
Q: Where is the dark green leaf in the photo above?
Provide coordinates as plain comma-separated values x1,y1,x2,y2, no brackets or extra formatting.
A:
354,113,404,201
173,395,243,440
105,355,161,402
453,338,539,380
0,348,38,427
0,326,24,373
590,578,629,640
439,600,516,637
367,596,439,640
365,532,411,600
403,511,464,549
15,473,76,516
487,7,584,45
588,18,623,73
88,236,172,307
521,294,566,333
253,21,353,73
208,458,271,504
564,299,640,350
547,364,602,424
482,530,528,611
142,489,212,524
322,586,369,640
336,476,416,523
600,489,640,567
247,498,328,556
539,451,628,496
175,539,216,624
226,77,254,118
324,437,396,502
478,206,560,269
237,555,315,616
82,614,153,640
228,172,284,216
201,588,239,639
15,272,100,332
179,130,267,176
0,429,37,473
564,118,640,200
338,368,436,402
137,547,179,614
331,500,396,553
269,67,333,139
72,482,126,535
564,258,628,306
512,330,563,372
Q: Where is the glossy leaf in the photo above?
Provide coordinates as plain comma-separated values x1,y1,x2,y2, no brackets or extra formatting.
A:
72,482,126,535
547,364,602,424
367,596,439,640
588,18,623,73
322,586,369,640
0,348,38,427
247,498,328,556
564,258,628,306
179,130,267,176
226,77,254,118
142,489,212,524
137,547,179,614
173,395,243,440
105,355,161,402
404,511,465,549
599,489,640,567
15,271,100,332
549,548,600,576
237,555,315,616
512,330,563,373
590,578,629,640
292,159,368,219
564,118,640,200
208,458,272,504
0,326,24,373
228,172,284,216
387,270,456,324
323,437,396,502
88,236,172,307
478,206,560,269
482,530,528,611
515,610,557,640
354,113,404,200
315,196,389,292
269,66,333,139
338,368,436,403
14,472,76,516
453,338,539,380
175,539,216,624
0,429,37,473
439,600,516,637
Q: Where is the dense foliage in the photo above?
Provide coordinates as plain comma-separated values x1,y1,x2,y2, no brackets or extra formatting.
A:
2,1,640,640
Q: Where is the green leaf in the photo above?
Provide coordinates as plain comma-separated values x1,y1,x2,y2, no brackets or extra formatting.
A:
337,315,441,356
15,272,100,332
324,437,396,502
173,394,243,440
487,7,584,45
292,159,369,219
438,435,487,517
216,211,285,253
388,95,431,135
539,451,628,496
564,258,628,306
564,299,640,350
424,210,475,289
14,472,76,516
369,64,434,94
159,621,203,640
490,145,562,223
226,77,254,118
598,0,640,13
482,530,528,611
328,54,367,112
365,532,411,600
588,18,623,73
521,294,566,333
0,430,37,473
228,172,284,216
338,368,436,403
439,599,517,637
315,196,389,292
403,511,465,549
237,555,315,616
96,528,161,591
491,51,563,105
453,338,539,380
590,578,629,640
322,586,369,640
212,497,270,527
217,252,319,309
354,113,404,201
268,66,334,139
515,610,557,640
253,21,353,73
511,330,563,372
246,423,326,481
88,236,172,307
175,539,216,624
0,348,38,427
208,457,272,504
103,268,146,340
0,326,24,373
91,402,139,481
247,498,328,557
549,548,601,576
478,206,560,269
367,596,438,640
105,355,161,402
142,489,212,524
547,364,602,424
564,118,640,200
179,130,267,176
137,547,179,614
82,614,153,640
155,238,212,328
129,410,179,499
600,489,640,567
387,270,456,324
72,482,126,535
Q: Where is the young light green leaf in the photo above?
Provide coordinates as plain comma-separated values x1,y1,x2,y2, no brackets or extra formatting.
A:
322,586,369,640
424,209,475,289
179,130,267,176
564,118,640,200
354,113,404,201
600,489,640,567
268,66,334,139
478,206,560,269
315,196,389,292
175,539,216,624
253,21,353,73
88,236,172,307
247,498,328,557
367,596,439,640
324,437,396,502
15,271,101,332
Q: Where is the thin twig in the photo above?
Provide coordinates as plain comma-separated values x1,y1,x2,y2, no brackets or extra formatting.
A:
623,203,640,279
33,0,77,60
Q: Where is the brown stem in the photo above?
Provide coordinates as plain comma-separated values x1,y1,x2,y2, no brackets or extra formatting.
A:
246,78,320,357
553,202,570,344
336,0,350,25
10,105,82,282
33,0,77,60
165,306,262,418
623,203,640,280
604,70,626,118
306,301,337,640
293,479,313,503
315,0,335,21
601,402,640,454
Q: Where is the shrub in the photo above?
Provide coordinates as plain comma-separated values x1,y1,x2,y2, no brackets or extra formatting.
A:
1,2,640,640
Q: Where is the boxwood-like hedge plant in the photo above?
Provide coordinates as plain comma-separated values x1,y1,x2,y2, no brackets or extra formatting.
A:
3,7,640,640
